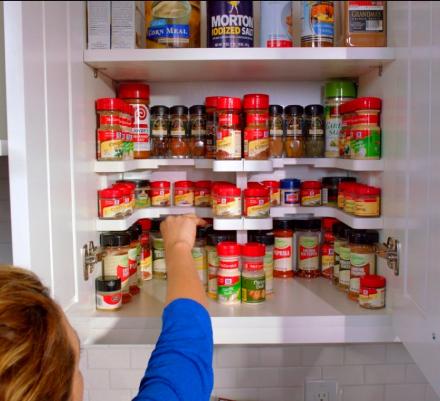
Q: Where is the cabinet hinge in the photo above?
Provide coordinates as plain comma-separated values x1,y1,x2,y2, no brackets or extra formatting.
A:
376,237,400,276
83,241,106,281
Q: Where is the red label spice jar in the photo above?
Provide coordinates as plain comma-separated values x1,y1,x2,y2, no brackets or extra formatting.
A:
241,242,266,304
359,275,386,309
300,181,322,206
173,181,195,206
194,180,212,207
112,183,135,216
150,181,171,207
243,187,270,218
118,82,151,159
217,241,241,305
355,185,381,217
273,219,294,278
262,180,281,206
243,93,270,160
98,188,124,219
213,185,242,218
216,97,242,160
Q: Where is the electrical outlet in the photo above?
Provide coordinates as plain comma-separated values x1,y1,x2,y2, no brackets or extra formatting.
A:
305,380,338,401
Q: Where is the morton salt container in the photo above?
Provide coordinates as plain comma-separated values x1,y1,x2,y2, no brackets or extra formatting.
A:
207,1,254,48
260,1,293,47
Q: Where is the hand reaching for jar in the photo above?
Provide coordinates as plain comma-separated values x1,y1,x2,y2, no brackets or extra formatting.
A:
160,214,206,252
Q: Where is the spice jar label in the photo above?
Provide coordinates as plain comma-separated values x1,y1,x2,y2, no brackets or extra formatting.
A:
274,237,293,272
195,192,210,207
98,130,124,160
245,199,270,218
264,251,274,294
246,113,269,126
216,129,241,159
151,190,170,207
244,128,269,159
128,247,138,278
348,2,384,33
359,287,385,308
302,190,321,206
104,254,129,289
283,190,300,205
217,274,241,304
207,249,219,268
208,266,218,299
349,252,376,294
350,128,381,159
96,293,122,310
140,252,153,281
174,191,194,206
219,259,240,270
215,197,241,217
131,103,151,152
99,199,123,218
325,115,341,156
339,246,351,287
355,197,380,216
242,275,265,303
298,236,319,271
321,247,334,278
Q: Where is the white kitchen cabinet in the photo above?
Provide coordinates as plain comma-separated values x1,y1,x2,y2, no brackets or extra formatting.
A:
3,1,440,396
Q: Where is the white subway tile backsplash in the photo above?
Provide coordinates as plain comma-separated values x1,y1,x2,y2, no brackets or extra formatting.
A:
279,367,322,387
83,369,110,389
385,384,427,401
301,345,344,366
88,347,130,369
214,368,239,388
89,389,132,401
236,367,280,388
365,365,406,385
258,387,304,401
109,369,145,389
405,364,428,384
259,346,301,367
216,346,260,368
322,365,364,386
386,344,414,364
213,387,259,401
341,385,384,401
129,346,154,369
344,344,387,365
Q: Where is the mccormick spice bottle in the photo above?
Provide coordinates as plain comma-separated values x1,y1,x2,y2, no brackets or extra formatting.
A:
269,105,284,158
249,231,274,295
217,242,242,305
169,106,190,158
96,98,124,161
216,97,242,160
243,93,270,160
304,105,325,157
189,105,207,158
284,105,305,158
95,276,122,311
273,219,294,278
241,243,266,303
150,105,170,158
296,219,321,278
118,82,151,159
332,223,351,286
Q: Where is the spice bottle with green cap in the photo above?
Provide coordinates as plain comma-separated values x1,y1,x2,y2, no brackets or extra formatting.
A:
324,80,357,158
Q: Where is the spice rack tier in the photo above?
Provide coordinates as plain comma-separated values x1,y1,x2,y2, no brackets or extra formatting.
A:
94,158,384,173
68,278,394,345
84,47,395,82
95,207,383,231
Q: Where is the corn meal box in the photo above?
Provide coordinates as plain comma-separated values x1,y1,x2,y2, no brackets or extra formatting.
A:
87,1,111,49
111,1,146,49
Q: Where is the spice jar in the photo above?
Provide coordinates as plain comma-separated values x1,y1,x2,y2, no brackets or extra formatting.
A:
243,93,270,160
128,225,141,296
206,231,236,300
216,97,242,160
138,218,152,281
348,230,379,301
194,181,212,207
343,183,358,214
249,231,274,295
338,241,352,292
151,219,166,279
332,223,351,286
213,185,242,218
217,242,241,305
262,180,281,206
284,105,305,158
98,188,124,219
113,182,135,216
300,181,322,207
269,105,284,158
301,1,335,47
173,181,195,207
189,105,207,158
304,105,325,157
321,242,334,280
205,96,218,159
243,187,270,218
280,178,301,206
273,219,294,278
355,185,381,217
242,243,266,303
119,102,134,160
193,226,208,290
296,219,321,278
337,180,357,209
96,97,123,130
324,81,357,158
133,180,151,209
101,232,132,304
150,181,171,207
118,82,151,159
322,176,356,207
95,276,122,311
150,105,169,158
341,2,387,47
169,105,189,158
359,275,386,309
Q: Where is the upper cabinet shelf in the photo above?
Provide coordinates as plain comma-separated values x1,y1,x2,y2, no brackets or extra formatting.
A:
84,47,395,82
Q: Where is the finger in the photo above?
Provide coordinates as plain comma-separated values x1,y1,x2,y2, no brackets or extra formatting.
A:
182,214,207,226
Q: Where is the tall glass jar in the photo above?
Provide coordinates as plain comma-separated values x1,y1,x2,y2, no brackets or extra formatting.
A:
269,104,284,158
205,96,218,159
304,104,325,157
189,105,206,158
332,223,351,286
324,81,357,158
150,105,169,158
284,105,305,158
296,219,321,279
216,97,242,160
301,1,335,47
169,105,189,158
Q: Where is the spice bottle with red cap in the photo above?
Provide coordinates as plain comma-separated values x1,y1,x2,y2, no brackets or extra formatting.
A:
301,181,322,207
173,181,195,207
194,181,212,207
213,185,242,218
243,93,270,160
273,219,294,278
98,188,124,219
96,98,124,161
118,82,151,159
216,97,242,160
242,243,266,303
217,242,241,305
138,219,153,281
359,275,386,309
262,180,281,206
243,186,270,218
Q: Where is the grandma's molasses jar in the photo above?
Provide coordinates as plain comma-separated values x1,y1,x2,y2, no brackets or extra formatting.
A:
169,105,190,158
151,106,169,158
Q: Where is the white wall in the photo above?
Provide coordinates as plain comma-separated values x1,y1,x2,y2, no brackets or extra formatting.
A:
0,157,11,263
82,343,440,401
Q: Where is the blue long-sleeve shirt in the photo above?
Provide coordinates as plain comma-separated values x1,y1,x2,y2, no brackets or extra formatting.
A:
133,299,214,401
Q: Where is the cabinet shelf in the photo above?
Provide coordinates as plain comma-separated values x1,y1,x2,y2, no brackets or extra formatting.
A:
0,140,7,156
95,157,384,173
68,279,394,345
84,47,395,82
